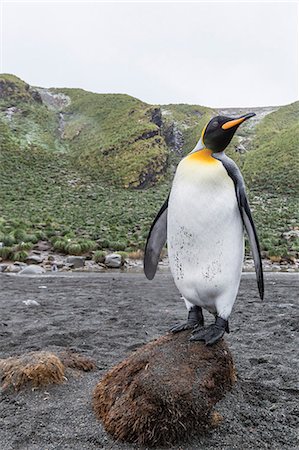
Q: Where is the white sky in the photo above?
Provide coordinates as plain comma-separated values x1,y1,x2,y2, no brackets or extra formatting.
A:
1,1,298,107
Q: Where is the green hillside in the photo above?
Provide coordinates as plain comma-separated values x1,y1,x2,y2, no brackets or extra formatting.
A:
243,102,299,194
0,74,298,262
53,88,169,188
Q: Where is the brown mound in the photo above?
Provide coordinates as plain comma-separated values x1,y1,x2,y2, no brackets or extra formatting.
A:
59,351,96,372
93,331,236,447
0,351,65,391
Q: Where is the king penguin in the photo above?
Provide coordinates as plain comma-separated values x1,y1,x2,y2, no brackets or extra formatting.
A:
144,113,264,345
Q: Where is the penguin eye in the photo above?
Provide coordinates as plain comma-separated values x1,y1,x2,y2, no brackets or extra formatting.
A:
211,120,218,128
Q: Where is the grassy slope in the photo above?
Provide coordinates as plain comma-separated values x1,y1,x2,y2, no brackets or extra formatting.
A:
0,75,63,153
243,102,299,194
54,88,168,188
242,102,299,259
161,103,215,154
0,137,169,253
0,74,298,260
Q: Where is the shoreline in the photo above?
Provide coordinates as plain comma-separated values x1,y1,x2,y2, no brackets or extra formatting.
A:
1,271,298,450
2,269,299,278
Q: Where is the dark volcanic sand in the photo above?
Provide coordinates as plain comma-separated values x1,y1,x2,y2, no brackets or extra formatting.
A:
0,272,298,450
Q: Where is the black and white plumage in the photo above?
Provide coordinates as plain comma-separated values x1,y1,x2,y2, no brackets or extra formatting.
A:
144,113,264,345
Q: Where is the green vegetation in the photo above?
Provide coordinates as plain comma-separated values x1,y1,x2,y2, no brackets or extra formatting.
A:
161,103,215,155
93,251,106,263
0,74,298,262
54,88,168,188
243,102,299,195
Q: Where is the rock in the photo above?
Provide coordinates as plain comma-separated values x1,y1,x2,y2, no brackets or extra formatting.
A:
18,265,46,275
104,253,122,268
235,143,247,154
26,254,43,264
283,230,299,240
12,262,27,268
22,299,40,306
163,122,184,154
60,265,72,272
270,255,282,263
35,240,52,252
0,263,9,272
4,264,22,273
93,331,235,447
66,256,85,269
150,107,163,128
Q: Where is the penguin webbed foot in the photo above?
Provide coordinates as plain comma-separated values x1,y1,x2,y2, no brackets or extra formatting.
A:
169,305,204,334
169,321,201,333
190,317,229,346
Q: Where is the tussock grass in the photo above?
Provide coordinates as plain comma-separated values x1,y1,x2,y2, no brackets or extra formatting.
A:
0,351,65,391
0,74,298,259
0,350,96,391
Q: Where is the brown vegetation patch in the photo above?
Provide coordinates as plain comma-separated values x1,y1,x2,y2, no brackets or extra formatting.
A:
59,351,96,372
93,331,236,447
127,250,144,260
0,351,65,391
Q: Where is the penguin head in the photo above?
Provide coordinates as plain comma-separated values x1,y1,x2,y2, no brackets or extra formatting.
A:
202,113,256,153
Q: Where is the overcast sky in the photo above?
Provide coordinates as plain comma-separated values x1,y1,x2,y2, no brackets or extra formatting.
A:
1,1,298,107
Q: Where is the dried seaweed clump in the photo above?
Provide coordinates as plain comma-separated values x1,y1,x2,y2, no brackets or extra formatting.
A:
0,351,65,391
59,350,96,372
93,331,236,447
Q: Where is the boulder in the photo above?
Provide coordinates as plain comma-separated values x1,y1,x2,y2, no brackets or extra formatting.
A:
104,253,122,268
12,262,27,268
93,331,235,447
4,264,22,273
52,260,64,269
0,263,8,273
26,254,43,264
66,256,85,269
18,265,46,275
35,240,52,252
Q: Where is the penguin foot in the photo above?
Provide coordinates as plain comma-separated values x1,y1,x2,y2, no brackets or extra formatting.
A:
169,321,202,333
169,305,204,334
190,317,229,346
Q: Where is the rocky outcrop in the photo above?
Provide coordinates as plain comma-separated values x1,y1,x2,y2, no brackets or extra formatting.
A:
0,75,42,104
35,88,71,110
150,107,163,128
129,147,168,189
162,121,184,154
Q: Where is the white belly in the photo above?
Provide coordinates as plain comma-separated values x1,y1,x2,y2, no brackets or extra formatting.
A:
167,156,244,319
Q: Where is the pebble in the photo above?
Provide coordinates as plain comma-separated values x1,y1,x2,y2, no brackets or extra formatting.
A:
22,299,40,306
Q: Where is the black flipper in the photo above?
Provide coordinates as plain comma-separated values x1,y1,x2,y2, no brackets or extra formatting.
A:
144,196,169,280
213,152,264,300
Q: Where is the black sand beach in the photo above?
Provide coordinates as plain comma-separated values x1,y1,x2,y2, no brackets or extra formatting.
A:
0,272,298,450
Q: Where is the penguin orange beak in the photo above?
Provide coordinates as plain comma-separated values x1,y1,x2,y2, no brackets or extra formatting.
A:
222,112,256,130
